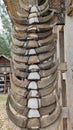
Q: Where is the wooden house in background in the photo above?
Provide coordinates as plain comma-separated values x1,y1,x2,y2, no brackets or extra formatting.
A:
0,55,11,93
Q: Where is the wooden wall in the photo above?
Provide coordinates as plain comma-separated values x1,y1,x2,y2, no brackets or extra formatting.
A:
0,56,11,74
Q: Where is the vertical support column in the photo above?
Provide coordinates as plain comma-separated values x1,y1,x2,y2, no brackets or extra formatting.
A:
59,28,67,130
6,0,61,129
59,30,64,63
64,9,73,130
4,73,7,94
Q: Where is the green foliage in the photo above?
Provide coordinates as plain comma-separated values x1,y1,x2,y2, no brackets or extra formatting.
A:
0,0,12,57
0,37,10,57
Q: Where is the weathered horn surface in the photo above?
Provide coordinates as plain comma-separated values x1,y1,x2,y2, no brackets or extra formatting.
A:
5,0,61,129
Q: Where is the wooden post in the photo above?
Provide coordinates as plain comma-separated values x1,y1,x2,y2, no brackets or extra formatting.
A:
59,29,64,63
59,27,68,130
4,72,7,94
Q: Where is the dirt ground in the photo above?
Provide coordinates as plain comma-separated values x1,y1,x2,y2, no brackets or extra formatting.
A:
0,94,22,130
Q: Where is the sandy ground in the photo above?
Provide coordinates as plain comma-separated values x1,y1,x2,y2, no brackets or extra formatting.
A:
0,94,10,130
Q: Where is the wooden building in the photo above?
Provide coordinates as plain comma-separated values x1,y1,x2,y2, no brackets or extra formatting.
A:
0,55,11,93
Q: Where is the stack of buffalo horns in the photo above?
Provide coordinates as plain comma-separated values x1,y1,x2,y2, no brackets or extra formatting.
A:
6,0,61,129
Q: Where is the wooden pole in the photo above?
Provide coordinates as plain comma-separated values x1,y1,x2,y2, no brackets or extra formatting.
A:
4,73,7,94
59,28,68,130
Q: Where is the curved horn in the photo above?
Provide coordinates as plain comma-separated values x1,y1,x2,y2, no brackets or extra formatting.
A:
38,0,49,11
6,98,27,128
17,11,28,19
19,0,29,12
40,103,61,128
38,4,49,16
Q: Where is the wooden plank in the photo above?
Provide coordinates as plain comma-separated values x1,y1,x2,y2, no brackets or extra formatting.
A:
63,119,67,130
59,30,65,63
4,74,7,93
62,107,69,119
58,62,67,73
